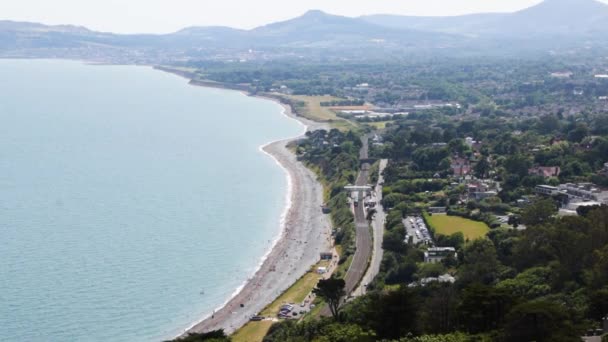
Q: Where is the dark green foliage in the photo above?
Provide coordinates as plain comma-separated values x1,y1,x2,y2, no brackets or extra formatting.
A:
457,284,515,333
521,198,557,226
502,300,581,342
458,239,499,286
313,278,346,320
170,330,230,342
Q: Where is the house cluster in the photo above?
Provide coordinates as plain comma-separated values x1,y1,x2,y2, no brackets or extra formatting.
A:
450,139,483,178
529,166,561,178
451,157,472,177
464,178,502,201
465,137,482,152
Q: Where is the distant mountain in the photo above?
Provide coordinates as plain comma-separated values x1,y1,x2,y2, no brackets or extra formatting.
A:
245,10,460,48
361,13,507,36
363,0,608,38
495,0,608,36
0,20,91,34
1,0,608,62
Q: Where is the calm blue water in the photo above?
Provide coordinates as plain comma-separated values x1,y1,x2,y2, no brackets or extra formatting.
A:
0,60,302,341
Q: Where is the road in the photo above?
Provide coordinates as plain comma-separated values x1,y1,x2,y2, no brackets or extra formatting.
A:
354,159,388,297
343,135,373,295
322,136,374,317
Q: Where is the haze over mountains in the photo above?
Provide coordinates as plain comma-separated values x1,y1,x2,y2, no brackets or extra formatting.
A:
0,0,606,62
363,0,608,37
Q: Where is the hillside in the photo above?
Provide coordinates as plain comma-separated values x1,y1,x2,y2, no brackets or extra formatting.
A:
363,0,608,37
1,0,608,61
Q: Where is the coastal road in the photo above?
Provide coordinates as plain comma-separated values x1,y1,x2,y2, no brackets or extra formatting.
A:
343,135,373,297
322,136,374,316
354,159,388,297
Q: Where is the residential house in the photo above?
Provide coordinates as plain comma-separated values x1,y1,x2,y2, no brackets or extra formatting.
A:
451,157,471,177
529,166,561,178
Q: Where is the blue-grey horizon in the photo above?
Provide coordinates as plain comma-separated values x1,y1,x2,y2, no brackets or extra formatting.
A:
0,0,605,34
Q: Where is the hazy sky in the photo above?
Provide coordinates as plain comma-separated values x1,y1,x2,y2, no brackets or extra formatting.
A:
1,0,605,33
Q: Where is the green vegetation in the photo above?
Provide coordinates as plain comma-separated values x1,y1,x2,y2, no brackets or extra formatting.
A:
232,321,273,342
425,214,490,240
260,264,326,317
172,330,230,342
181,54,608,342
312,278,346,320
278,95,358,131
231,261,329,342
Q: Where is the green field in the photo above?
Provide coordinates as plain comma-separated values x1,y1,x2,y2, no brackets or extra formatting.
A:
232,320,274,342
284,95,359,131
426,214,490,240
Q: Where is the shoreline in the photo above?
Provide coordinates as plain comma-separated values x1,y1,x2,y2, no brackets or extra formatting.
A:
158,66,332,338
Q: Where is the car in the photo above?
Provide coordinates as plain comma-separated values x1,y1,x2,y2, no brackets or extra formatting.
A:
299,310,306,314
292,312,298,316
310,304,316,309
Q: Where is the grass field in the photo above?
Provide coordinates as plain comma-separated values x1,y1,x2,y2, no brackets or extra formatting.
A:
426,214,490,240
260,264,326,316
286,95,358,131
365,121,394,130
231,320,274,342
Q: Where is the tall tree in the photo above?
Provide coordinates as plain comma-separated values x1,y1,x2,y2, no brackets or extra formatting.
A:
458,239,500,286
502,300,580,342
314,278,346,320
521,199,557,226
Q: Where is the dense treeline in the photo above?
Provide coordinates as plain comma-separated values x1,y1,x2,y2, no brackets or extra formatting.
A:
262,205,608,341
184,55,608,115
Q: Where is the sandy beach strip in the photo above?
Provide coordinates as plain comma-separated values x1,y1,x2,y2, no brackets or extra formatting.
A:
169,78,332,336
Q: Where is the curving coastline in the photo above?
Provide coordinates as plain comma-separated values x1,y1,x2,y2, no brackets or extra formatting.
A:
159,68,332,338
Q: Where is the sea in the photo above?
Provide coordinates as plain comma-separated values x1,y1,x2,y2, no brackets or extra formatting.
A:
0,59,303,341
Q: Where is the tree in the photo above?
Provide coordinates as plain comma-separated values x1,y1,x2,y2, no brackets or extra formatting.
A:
502,300,580,342
507,215,520,229
474,158,491,179
567,123,589,143
503,155,532,179
316,323,375,342
458,239,499,286
172,330,230,342
588,287,608,321
458,284,516,333
314,278,346,320
577,204,604,217
538,115,560,134
496,267,552,299
521,199,557,226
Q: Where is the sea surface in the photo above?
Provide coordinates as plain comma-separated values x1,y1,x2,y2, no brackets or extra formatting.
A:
0,59,303,341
